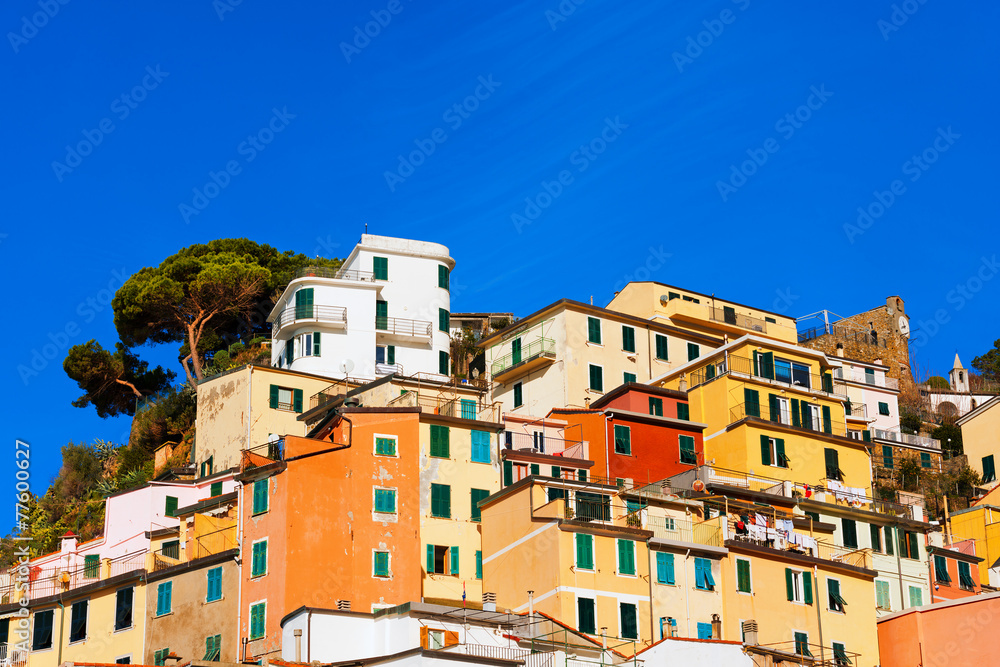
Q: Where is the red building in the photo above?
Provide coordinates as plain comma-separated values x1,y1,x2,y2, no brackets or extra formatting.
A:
930,540,984,602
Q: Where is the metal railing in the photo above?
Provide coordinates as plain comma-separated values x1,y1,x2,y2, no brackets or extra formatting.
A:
690,354,847,399
708,306,767,333
240,439,285,472
501,431,583,455
747,641,861,666
647,516,722,546
566,498,613,523
491,337,556,376
191,525,239,560
0,551,149,602
833,367,899,390
272,305,347,336
871,428,941,450
730,402,846,437
376,315,432,337
294,266,375,282
0,643,29,667
843,401,868,419
797,323,887,348
388,391,502,423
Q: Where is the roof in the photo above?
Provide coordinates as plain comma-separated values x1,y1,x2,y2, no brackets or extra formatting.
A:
957,395,1000,425
174,491,238,517
877,589,1000,623
613,281,791,319
589,382,688,409
954,353,964,370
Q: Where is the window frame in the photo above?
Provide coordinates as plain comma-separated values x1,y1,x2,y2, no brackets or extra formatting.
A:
694,557,715,591
575,533,595,571
736,558,752,594
655,552,675,585
470,430,491,464
827,577,846,613
206,566,223,603
679,435,697,465
577,596,597,635
156,581,173,616
430,483,451,518
587,317,602,345
613,424,631,455
373,550,391,578
648,396,663,416
252,478,269,515
588,364,604,393
616,539,636,577
686,342,700,361
654,334,669,361
114,586,134,631
251,538,268,578
249,601,267,640
373,487,398,515
374,434,398,457
619,602,638,640
513,382,523,408
69,598,88,644
621,325,636,353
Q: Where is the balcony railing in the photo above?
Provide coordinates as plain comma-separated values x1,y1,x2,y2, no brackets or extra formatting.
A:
502,431,584,456
240,439,285,472
0,551,148,602
833,367,899,390
272,304,347,336
798,323,887,349
388,391,501,423
647,516,722,546
730,401,846,437
746,640,861,667
843,401,868,419
376,315,432,338
294,266,376,282
190,525,239,560
491,337,556,377
690,354,847,399
708,306,767,333
0,643,28,667
871,428,941,450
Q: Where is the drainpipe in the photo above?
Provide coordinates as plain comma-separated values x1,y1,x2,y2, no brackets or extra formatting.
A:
895,524,905,608
527,591,534,638
813,566,824,664
683,550,691,638
307,609,312,662
605,413,612,482
57,597,66,666
235,479,245,659
647,545,655,643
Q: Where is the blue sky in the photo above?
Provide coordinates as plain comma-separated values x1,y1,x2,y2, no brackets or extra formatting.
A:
3,0,998,511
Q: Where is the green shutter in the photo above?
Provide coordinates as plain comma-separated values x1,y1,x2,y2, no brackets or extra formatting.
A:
426,544,435,572
576,534,594,569
84,554,100,578
293,389,303,413
908,531,919,560
822,372,833,393
285,338,294,365
803,571,813,604
471,489,489,521
476,550,482,579
430,424,450,458
438,265,449,290
253,479,268,514
679,435,696,465
589,365,603,392
760,435,771,466
622,326,635,352
165,496,178,518
761,352,774,379
687,342,699,361
577,597,596,634
768,394,780,422
450,546,460,575
822,405,832,434
313,331,321,356
885,526,894,556
210,481,222,497
618,540,635,575
375,300,388,329
530,464,539,475
373,256,388,280
623,372,637,384
269,384,279,409
790,398,800,427
503,460,513,486
775,439,786,467
984,455,997,483
439,308,449,332
785,568,794,601
587,317,601,344
677,403,690,420
883,445,894,469
737,560,751,592
387,345,395,365
870,524,882,552
439,351,449,375
614,425,631,455
842,518,858,548
921,453,931,468
825,448,839,480
863,429,872,442
655,334,668,360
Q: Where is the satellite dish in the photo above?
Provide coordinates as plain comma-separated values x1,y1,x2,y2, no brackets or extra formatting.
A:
660,294,669,305
341,359,355,374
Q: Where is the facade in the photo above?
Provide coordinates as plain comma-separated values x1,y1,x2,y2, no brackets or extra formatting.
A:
876,591,1000,667
948,486,1000,583
480,299,721,418
957,395,1000,488
829,355,899,432
928,541,983,602
268,235,455,382
922,354,997,418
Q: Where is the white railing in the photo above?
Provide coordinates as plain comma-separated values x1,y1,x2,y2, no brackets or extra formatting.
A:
833,368,899,390
871,428,941,450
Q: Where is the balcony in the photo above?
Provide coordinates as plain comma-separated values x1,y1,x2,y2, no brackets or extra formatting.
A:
833,367,899,390
240,439,285,472
376,315,432,339
745,641,861,667
647,516,723,547
0,643,27,667
388,390,501,423
0,551,147,603
294,266,376,282
690,354,847,399
843,401,868,420
729,531,873,570
272,304,347,336
871,428,941,450
730,401,847,438
708,306,768,334
491,337,556,381
501,430,584,457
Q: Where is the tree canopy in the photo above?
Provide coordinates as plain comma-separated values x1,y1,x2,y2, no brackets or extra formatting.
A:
972,339,1000,383
63,340,175,417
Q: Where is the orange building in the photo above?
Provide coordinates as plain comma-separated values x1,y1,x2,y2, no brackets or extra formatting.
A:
929,542,983,602
877,591,1000,667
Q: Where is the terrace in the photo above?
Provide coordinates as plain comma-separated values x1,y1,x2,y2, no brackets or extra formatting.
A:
388,390,502,423
689,354,847,400
491,336,556,380
871,427,941,451
833,366,899,390
376,315,432,339
294,266,376,282
272,304,347,336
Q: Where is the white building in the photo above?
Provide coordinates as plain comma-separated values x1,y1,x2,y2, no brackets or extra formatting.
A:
830,355,900,435
268,235,455,382
923,354,997,418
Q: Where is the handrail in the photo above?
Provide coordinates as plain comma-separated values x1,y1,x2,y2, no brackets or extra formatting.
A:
491,337,556,376
689,354,848,399
871,427,941,450
272,304,347,336
295,266,375,282
376,315,432,337
730,401,846,437
833,367,900,390
708,306,767,333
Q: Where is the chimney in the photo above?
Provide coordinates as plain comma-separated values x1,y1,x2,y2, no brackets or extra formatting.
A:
742,620,759,645
679,374,687,392
482,592,497,612
711,614,721,639
584,397,590,408
293,629,302,662
835,344,844,357
60,531,78,553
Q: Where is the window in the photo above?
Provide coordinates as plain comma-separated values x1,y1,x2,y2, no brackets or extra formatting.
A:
116,657,131,664
908,586,922,607
588,364,603,392
284,338,294,365
744,388,760,418
165,496,178,518
648,396,663,416
655,334,668,360
375,436,397,456
201,456,214,477
983,455,997,483
884,525,894,556
206,567,222,602
210,481,223,497
115,587,133,630
623,372,637,384
84,554,100,578
373,256,388,280
768,394,790,424
154,649,170,666
69,599,88,643
31,609,54,650
438,308,449,332
828,578,846,612
438,265,449,290
375,300,388,330
476,550,483,579
687,342,699,361
439,351,450,375
676,402,690,420
249,602,266,640
513,382,523,408
899,530,920,560
825,448,842,481
620,603,638,640
679,435,697,465
613,425,631,455
794,632,813,657
576,534,595,570
471,430,490,463
697,622,713,640
293,332,319,358
621,325,635,352
875,401,890,416
882,445,894,469
426,545,454,575
163,540,180,559
156,581,173,615
759,435,787,468
875,580,891,610
459,398,477,420
251,540,268,577
587,317,602,344
577,597,596,634
617,539,636,575
252,479,268,515
934,555,951,583
785,568,812,604
870,524,882,553
833,642,850,667
736,559,751,593
204,634,222,662
668,291,680,300
294,287,314,318
470,489,489,521
374,488,397,514
376,344,396,365
920,452,931,468
430,424,450,458
958,561,975,590
373,551,390,577
694,557,715,590
864,367,875,384
842,519,858,549
269,384,303,412
430,484,451,518
656,552,675,584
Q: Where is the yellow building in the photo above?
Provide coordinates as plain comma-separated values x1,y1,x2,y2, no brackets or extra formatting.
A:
957,396,1000,489
950,484,1000,583
656,335,873,491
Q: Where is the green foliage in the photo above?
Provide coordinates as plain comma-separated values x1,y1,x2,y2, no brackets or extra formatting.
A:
972,338,1000,383
931,423,963,456
925,376,951,390
63,340,175,418
897,456,923,491
130,387,197,456
899,410,923,435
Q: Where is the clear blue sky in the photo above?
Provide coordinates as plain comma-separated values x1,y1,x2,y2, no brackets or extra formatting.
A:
3,0,998,513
